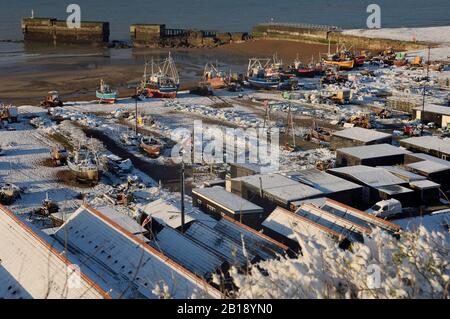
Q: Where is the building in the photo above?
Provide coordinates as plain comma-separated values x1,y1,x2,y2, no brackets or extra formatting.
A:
192,186,264,229
283,169,364,209
413,104,450,129
54,204,222,299
262,200,400,253
328,165,415,207
335,143,411,167
140,199,287,265
227,173,323,213
409,180,441,205
0,204,109,299
400,136,450,160
404,153,450,190
331,127,392,150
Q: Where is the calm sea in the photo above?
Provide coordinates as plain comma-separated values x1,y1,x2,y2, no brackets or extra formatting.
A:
1,0,450,41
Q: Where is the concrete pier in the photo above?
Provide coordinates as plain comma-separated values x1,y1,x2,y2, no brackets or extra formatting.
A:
130,23,249,48
252,23,429,51
21,17,109,45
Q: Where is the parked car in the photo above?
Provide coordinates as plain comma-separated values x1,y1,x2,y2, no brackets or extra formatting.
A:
366,199,402,218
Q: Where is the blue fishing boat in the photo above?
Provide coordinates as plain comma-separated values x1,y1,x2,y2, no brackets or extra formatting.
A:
246,58,281,89
96,79,118,104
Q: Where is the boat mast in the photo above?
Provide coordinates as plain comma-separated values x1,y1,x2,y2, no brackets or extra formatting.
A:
421,46,431,136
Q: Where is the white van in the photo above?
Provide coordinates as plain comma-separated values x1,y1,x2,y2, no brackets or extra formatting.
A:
366,199,402,218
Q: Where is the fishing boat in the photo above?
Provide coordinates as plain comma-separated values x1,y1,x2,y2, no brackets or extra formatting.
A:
0,183,21,204
140,136,163,158
323,56,355,70
287,56,316,78
139,53,180,98
96,79,118,104
246,58,281,89
203,63,228,89
67,148,99,183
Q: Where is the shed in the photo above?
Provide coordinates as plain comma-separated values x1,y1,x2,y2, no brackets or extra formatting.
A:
331,127,392,150
283,169,364,209
400,136,450,160
192,186,264,229
409,180,441,204
414,104,450,129
336,144,410,167
229,173,323,212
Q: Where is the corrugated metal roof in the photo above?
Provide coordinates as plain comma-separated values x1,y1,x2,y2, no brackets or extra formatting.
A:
284,169,362,193
409,180,441,189
332,127,391,143
0,205,109,299
96,206,146,235
337,144,410,159
212,217,287,260
235,173,299,189
401,136,450,155
376,185,414,195
55,205,221,299
328,165,405,187
184,221,249,266
262,207,344,242
406,153,450,167
193,187,263,213
319,199,400,233
150,227,224,279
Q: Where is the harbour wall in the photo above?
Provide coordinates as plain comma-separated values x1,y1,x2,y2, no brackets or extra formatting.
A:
21,18,109,45
130,24,249,48
252,23,430,51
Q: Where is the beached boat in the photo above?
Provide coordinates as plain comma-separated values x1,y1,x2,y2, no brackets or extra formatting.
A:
0,183,21,204
40,91,63,108
67,148,99,183
323,57,355,70
139,53,180,98
140,136,163,158
246,58,281,89
96,79,118,104
288,58,316,78
203,63,228,89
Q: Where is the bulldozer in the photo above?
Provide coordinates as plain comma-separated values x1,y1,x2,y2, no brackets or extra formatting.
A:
40,91,63,108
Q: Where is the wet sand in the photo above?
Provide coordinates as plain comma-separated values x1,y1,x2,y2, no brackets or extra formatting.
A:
0,40,328,105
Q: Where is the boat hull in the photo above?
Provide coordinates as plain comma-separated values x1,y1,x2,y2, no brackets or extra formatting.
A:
324,60,355,70
140,142,162,157
294,69,316,78
144,87,178,98
247,77,280,89
207,77,227,89
67,160,99,182
96,91,118,104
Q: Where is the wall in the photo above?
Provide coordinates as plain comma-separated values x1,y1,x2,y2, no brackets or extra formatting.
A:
22,18,109,44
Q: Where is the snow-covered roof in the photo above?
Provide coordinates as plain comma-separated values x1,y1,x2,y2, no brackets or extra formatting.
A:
54,205,221,299
150,226,225,279
319,199,400,233
380,166,427,182
407,153,450,167
328,165,405,187
262,207,344,242
0,205,109,299
95,206,146,235
401,136,450,155
192,186,263,214
143,198,215,228
337,144,411,160
407,160,450,174
409,180,441,190
332,127,391,143
413,104,450,116
284,169,362,193
235,173,323,203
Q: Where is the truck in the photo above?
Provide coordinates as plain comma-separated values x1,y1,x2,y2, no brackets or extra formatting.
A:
366,199,402,219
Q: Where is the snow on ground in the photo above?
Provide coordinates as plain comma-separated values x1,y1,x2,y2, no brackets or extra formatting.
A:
343,26,450,44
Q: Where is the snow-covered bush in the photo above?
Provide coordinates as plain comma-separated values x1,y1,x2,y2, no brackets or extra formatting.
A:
227,227,449,299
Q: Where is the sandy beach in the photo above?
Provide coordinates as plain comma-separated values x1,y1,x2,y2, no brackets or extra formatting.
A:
0,40,328,105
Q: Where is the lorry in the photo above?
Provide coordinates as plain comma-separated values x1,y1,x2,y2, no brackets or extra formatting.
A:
366,199,402,219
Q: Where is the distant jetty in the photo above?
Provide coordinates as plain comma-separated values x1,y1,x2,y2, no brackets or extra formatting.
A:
21,17,109,45
252,22,430,51
130,24,249,48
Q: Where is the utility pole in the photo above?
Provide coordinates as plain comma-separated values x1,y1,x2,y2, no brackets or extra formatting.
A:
180,160,185,233
421,46,431,136
135,88,138,135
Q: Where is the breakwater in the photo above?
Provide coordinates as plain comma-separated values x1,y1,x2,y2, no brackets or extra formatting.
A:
21,18,109,45
252,23,430,51
130,24,249,48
